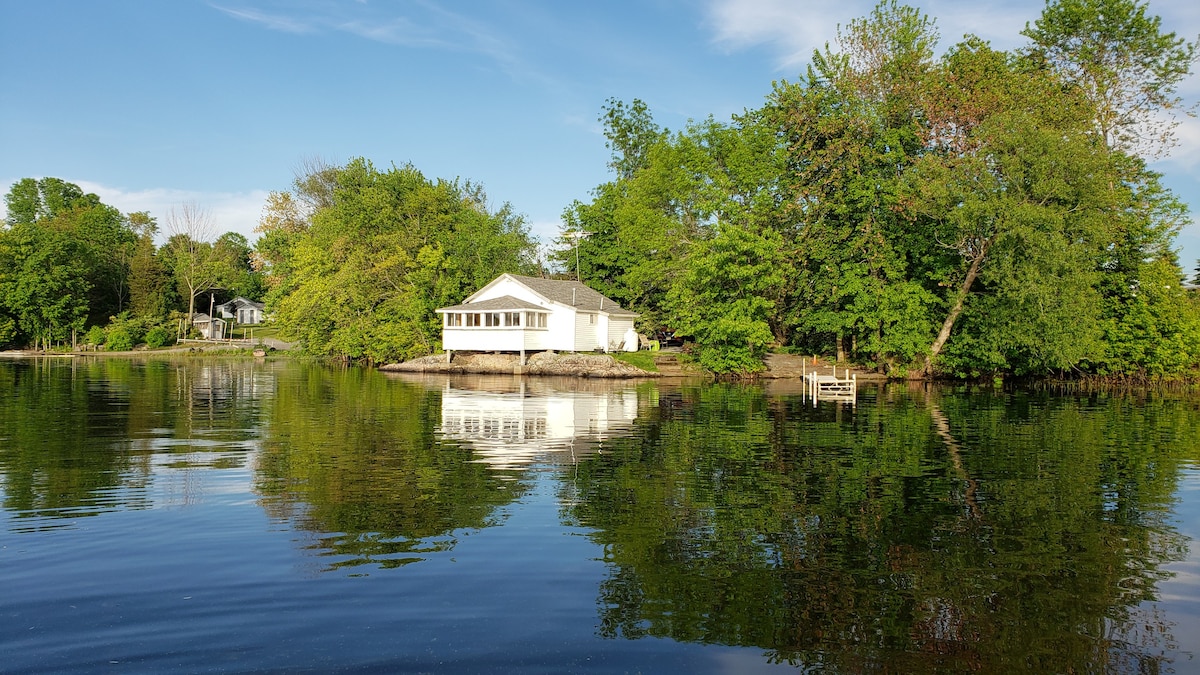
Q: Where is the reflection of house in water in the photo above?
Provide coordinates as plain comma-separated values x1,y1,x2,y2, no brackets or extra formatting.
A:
190,362,277,413
433,376,642,470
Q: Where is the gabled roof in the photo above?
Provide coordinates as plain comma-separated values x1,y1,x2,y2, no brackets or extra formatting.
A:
217,297,265,310
463,274,638,317
437,295,545,312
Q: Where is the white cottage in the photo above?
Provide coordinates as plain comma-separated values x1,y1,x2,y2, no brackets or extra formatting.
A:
436,274,639,363
215,297,266,325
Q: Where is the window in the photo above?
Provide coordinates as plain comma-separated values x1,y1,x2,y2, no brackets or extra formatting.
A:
526,312,547,328
538,313,547,328
485,313,502,327
589,314,596,325
466,313,481,327
506,312,520,326
445,313,462,327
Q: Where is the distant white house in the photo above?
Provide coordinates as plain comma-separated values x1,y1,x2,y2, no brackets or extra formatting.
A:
215,297,266,325
436,274,639,362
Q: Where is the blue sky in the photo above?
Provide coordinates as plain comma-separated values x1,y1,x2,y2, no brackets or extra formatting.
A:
2,0,1199,268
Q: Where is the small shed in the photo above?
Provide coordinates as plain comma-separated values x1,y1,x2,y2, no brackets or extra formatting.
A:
436,274,639,363
191,313,227,340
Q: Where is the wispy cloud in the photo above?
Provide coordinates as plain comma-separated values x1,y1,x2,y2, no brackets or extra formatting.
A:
210,1,524,74
210,5,316,34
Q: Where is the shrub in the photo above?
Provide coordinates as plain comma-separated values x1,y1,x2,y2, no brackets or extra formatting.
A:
105,325,138,351
144,326,175,349
85,325,106,346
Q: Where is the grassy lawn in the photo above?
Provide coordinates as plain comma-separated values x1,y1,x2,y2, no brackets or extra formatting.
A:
612,351,659,372
228,325,280,341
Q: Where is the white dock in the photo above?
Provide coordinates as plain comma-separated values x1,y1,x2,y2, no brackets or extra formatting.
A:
801,362,857,405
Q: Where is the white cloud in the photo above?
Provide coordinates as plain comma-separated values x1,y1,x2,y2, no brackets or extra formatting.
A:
705,0,1081,68
705,0,844,70
0,177,268,245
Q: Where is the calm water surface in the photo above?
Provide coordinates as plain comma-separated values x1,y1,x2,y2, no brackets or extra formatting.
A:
2,357,1200,673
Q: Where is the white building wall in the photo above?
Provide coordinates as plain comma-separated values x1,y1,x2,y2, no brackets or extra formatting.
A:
443,327,526,352
574,312,602,351
607,317,635,351
544,309,576,351
474,278,544,306
523,328,549,351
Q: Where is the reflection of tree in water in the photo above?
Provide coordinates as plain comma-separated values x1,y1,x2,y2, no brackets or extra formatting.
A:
255,367,528,571
0,357,265,530
567,383,1196,672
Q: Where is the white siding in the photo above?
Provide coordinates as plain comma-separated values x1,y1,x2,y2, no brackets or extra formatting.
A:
443,327,526,352
473,278,545,306
574,312,601,351
544,309,576,351
523,328,548,351
607,317,635,351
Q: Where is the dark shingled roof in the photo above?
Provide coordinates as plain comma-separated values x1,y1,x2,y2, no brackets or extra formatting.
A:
505,275,638,316
438,295,545,312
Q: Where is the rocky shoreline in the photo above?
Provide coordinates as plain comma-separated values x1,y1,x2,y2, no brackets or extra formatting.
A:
379,351,657,378
380,350,888,381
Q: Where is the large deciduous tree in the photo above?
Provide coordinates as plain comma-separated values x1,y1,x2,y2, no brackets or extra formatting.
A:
266,158,536,363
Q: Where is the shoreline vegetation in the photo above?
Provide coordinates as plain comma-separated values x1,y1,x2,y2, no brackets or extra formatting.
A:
4,1,1199,382
6,345,1200,390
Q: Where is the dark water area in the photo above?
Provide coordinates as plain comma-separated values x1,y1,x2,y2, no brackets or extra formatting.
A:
2,356,1199,673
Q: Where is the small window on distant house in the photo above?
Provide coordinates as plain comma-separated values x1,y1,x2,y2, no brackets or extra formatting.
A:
589,314,596,325
445,313,462,327
485,313,502,327
466,313,481,327
506,312,520,326
538,313,547,328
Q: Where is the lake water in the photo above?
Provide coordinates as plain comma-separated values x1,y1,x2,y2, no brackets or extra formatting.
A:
3,356,1200,673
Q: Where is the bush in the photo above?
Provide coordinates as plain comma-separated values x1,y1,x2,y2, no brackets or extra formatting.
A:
105,325,138,351
144,326,175,349
85,325,106,346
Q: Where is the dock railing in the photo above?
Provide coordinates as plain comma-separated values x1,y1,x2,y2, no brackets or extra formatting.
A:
801,361,858,406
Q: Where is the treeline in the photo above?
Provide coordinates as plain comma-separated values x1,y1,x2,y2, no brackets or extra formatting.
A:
557,0,1200,377
0,178,264,350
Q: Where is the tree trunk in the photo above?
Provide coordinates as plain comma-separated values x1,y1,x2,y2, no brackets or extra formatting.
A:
923,239,991,375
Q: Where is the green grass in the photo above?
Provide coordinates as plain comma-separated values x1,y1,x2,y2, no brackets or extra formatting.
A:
611,351,659,372
228,325,280,341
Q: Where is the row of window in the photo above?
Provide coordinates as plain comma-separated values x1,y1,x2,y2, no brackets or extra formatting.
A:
444,311,548,328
